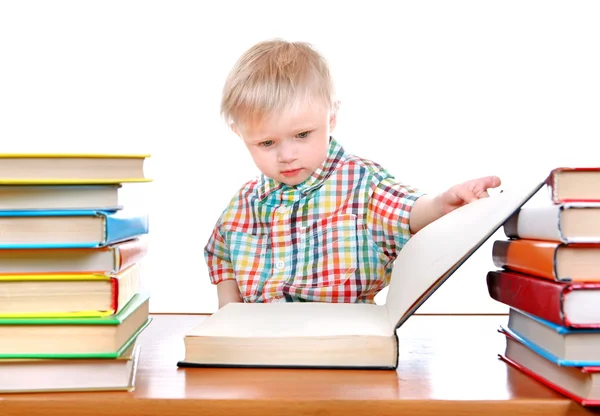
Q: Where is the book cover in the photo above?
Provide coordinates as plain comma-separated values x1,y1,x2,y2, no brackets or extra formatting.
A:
0,153,151,184
0,293,152,359
487,269,600,328
503,203,600,243
499,325,600,367
0,238,148,275
0,344,142,393
0,209,149,248
547,167,600,203
0,263,141,318
492,239,600,282
0,184,123,211
499,328,600,406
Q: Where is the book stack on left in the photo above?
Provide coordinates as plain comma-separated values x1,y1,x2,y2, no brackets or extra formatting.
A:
0,154,152,394
486,167,600,407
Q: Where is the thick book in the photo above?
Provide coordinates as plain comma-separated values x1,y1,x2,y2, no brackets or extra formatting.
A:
0,263,141,318
178,182,544,369
500,328,600,406
0,185,122,211
503,203,600,243
0,153,150,184
487,269,600,328
492,239,600,282
546,167,600,203
0,209,149,248
0,343,140,393
0,293,151,358
502,308,600,365
0,238,148,274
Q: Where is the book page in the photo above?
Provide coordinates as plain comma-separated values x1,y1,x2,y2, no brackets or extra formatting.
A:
187,302,391,337
385,182,545,329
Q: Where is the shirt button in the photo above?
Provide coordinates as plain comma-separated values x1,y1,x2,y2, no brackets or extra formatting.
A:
275,261,285,269
276,206,288,214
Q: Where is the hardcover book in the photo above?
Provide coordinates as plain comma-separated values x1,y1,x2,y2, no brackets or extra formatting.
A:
0,263,142,317
0,238,148,274
0,209,149,248
546,167,600,203
178,182,545,369
0,154,150,184
487,269,600,328
0,293,151,358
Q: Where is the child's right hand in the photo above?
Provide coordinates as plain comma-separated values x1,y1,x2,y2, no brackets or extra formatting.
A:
436,175,502,215
410,175,501,234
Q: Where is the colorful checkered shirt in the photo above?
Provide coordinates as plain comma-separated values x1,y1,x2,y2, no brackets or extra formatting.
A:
204,137,424,303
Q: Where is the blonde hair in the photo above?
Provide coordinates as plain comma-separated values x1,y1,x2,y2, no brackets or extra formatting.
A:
221,39,336,127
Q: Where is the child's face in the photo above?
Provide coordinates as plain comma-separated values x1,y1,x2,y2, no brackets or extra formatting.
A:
234,99,337,186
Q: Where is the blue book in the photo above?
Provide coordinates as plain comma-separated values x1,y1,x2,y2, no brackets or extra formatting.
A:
501,308,600,367
0,209,149,249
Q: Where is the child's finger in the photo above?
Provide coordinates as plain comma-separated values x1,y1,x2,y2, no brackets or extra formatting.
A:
454,187,478,203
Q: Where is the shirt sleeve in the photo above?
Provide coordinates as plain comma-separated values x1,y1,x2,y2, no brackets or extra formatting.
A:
367,176,425,260
204,225,236,285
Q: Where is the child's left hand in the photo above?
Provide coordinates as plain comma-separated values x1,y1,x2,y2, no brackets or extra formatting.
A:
438,175,501,215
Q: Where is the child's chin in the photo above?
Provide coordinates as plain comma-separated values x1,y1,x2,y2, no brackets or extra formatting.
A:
280,176,307,187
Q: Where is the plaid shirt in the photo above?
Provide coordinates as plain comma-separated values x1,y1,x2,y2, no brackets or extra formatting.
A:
204,137,423,303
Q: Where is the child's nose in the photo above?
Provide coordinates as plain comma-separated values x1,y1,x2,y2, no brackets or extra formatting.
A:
277,142,297,163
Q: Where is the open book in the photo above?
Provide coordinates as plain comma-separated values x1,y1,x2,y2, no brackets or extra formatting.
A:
178,182,545,369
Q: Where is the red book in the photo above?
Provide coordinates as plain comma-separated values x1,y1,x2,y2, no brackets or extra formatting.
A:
486,269,600,328
547,167,600,203
499,328,600,406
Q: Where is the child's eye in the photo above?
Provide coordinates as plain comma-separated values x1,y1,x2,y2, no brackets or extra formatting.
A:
296,131,310,139
260,140,274,147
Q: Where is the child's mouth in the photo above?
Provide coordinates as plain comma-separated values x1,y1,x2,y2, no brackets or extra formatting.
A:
281,169,302,177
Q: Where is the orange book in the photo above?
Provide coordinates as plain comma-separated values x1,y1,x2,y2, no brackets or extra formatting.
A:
492,239,600,282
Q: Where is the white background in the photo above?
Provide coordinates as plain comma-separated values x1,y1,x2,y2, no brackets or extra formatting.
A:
1,1,598,314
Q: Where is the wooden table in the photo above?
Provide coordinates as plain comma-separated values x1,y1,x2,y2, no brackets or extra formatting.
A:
1,314,599,415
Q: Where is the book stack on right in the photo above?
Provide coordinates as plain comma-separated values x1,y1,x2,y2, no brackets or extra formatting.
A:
0,154,152,394
486,167,600,407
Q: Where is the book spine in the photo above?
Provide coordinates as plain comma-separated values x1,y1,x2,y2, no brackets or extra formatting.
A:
102,211,149,246
492,239,559,281
502,211,520,239
546,168,560,203
498,352,600,406
502,205,563,242
548,167,600,203
486,270,567,326
111,276,118,312
114,238,149,272
114,264,141,314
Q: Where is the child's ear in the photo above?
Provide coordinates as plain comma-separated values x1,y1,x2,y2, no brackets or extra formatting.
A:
329,101,340,131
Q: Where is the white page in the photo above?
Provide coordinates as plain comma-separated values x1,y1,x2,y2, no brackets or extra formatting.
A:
385,181,545,329
187,302,391,337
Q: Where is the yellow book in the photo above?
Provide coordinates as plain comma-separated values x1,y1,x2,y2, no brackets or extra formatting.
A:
0,264,141,318
0,153,151,184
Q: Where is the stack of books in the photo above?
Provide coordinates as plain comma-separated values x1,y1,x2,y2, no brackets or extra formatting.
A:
486,167,600,406
0,154,152,394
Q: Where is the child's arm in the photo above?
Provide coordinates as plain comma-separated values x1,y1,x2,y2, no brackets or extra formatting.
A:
409,175,501,234
204,226,244,308
216,280,243,308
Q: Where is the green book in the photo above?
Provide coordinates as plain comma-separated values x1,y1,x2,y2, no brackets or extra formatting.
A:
0,293,151,359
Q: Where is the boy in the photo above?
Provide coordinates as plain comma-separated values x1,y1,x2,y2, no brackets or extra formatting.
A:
205,39,501,308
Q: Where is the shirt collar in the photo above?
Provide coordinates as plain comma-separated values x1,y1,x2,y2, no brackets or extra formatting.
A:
257,136,346,201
